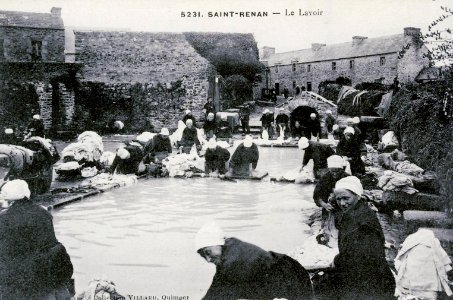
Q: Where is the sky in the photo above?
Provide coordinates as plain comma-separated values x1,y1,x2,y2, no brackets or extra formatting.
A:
1,0,452,53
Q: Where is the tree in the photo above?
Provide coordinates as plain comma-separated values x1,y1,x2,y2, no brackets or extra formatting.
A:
222,75,253,108
184,32,265,107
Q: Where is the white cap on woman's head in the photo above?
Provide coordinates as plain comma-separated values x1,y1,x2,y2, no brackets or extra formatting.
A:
344,126,355,135
195,221,225,251
4,128,13,134
160,128,169,136
117,148,130,160
1,179,31,201
113,120,124,130
243,135,253,148
327,155,345,169
298,137,309,150
335,176,363,196
263,109,270,114
352,117,360,124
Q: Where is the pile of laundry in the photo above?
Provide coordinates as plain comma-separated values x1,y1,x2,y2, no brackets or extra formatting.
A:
135,131,156,148
77,277,124,300
254,137,294,146
0,144,34,174
289,235,339,270
395,228,452,299
24,136,60,163
394,160,425,177
80,173,138,189
271,166,316,184
363,189,384,204
99,151,116,169
200,140,231,152
364,144,380,166
379,131,399,151
56,131,105,179
378,152,424,177
377,170,418,194
162,147,206,177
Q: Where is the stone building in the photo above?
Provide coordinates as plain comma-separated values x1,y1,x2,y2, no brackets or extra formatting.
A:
0,7,80,134
260,27,430,97
71,30,217,132
0,7,256,134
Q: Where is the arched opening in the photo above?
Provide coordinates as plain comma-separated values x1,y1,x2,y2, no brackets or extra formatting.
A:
0,83,40,133
289,105,319,135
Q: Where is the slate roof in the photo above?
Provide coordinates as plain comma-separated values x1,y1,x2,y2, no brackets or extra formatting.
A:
264,34,410,66
0,9,64,29
415,67,441,82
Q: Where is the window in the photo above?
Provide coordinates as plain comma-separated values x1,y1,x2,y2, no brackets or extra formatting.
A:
292,81,296,89
0,39,3,59
275,65,279,73
307,64,311,72
380,56,386,66
31,40,42,61
307,82,312,92
292,63,296,72
350,60,354,69
332,62,336,71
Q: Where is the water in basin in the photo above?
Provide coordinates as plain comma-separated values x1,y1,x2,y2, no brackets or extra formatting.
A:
52,147,317,298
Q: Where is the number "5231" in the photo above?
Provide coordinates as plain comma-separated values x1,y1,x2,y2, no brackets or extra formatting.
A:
181,12,202,17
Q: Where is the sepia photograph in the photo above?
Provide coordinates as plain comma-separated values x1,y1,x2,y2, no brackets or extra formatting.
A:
0,0,452,299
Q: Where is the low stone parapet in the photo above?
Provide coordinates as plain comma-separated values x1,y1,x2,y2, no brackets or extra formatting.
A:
403,210,453,234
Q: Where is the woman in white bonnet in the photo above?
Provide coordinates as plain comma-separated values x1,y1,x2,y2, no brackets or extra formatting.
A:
204,138,230,175
0,180,74,299
26,114,45,138
228,135,259,177
336,126,365,176
322,176,395,300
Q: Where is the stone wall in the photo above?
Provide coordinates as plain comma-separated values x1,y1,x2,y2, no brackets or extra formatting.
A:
34,82,53,129
73,31,217,130
75,80,203,132
0,27,65,62
59,83,75,126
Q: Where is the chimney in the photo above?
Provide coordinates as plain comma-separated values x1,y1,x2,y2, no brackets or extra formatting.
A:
311,43,326,51
51,7,62,17
404,27,421,38
260,46,275,60
352,36,367,46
